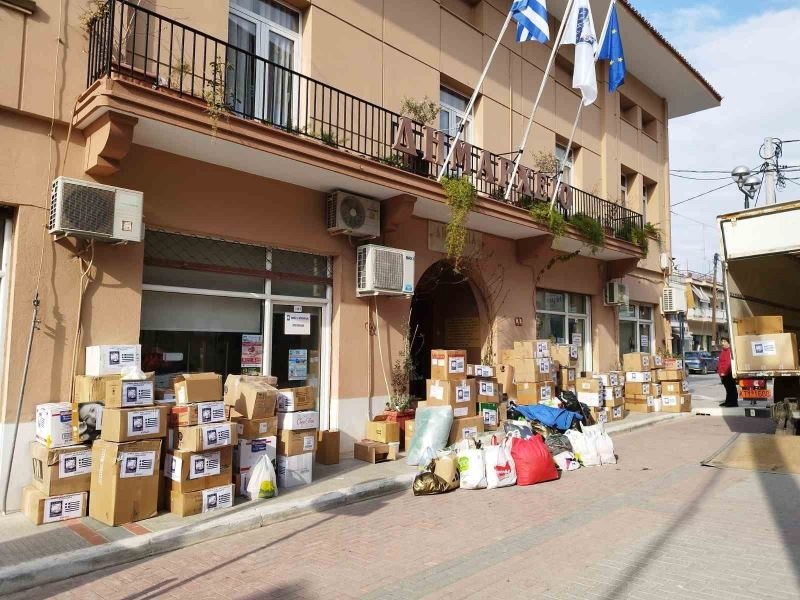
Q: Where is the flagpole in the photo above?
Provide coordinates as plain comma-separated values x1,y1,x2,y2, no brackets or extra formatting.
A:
437,8,515,182
504,0,575,200
548,0,617,210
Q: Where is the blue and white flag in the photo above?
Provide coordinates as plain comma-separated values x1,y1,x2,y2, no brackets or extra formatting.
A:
598,4,626,92
512,0,550,44
561,0,598,106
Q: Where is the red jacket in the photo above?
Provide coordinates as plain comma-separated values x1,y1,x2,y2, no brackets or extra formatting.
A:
717,347,732,376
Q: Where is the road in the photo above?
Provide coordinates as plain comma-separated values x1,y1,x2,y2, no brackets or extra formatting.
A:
10,414,800,600
687,373,726,408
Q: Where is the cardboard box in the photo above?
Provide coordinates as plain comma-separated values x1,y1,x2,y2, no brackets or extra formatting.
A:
365,420,400,444
514,339,551,358
476,378,502,401
104,374,155,409
495,364,515,393
277,428,317,456
89,439,161,526
479,402,501,429
609,405,627,421
656,369,685,382
594,372,622,387
234,416,278,438
624,382,652,396
277,387,315,412
511,358,552,383
736,316,784,336
85,345,142,376
426,379,477,417
625,371,652,383
651,355,664,369
174,373,223,404
653,383,662,397
623,353,651,372
224,376,278,418
604,386,624,407
590,407,609,424
550,344,578,366
164,446,233,493
467,364,495,378
316,430,340,465
36,403,73,448
404,419,415,450
100,406,168,442
172,423,238,452
500,349,515,364
22,486,87,525
627,403,654,413
430,349,467,380
662,394,692,413
354,440,398,464
516,382,555,405
661,381,689,395
169,401,227,427
447,415,484,445
30,441,92,496
558,367,577,386
576,378,603,394
74,374,119,404
735,333,799,372
663,358,684,371
234,436,277,471
169,484,234,517
277,453,313,488
277,410,319,431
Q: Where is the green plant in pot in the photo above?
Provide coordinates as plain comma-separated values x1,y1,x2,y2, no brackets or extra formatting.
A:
569,212,605,254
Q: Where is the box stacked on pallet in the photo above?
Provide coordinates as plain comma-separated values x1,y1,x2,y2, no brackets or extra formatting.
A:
512,340,555,406
275,385,318,488
426,349,482,444
165,373,235,517
657,357,692,413
468,364,505,432
623,353,655,413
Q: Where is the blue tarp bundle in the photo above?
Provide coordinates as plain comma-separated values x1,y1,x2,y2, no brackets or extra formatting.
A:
513,403,583,431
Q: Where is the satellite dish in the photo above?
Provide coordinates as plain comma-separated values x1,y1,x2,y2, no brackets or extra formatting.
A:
339,195,366,230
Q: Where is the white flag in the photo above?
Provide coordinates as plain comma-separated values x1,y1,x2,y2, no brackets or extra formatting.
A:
561,0,598,106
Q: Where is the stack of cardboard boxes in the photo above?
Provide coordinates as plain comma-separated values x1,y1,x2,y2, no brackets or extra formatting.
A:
224,374,279,496
470,364,507,432
657,358,692,413
624,353,655,414
621,353,692,414
425,349,485,445
166,373,235,517
356,417,400,463
512,340,555,406
275,385,318,488
734,316,799,372
552,344,579,396
582,371,625,423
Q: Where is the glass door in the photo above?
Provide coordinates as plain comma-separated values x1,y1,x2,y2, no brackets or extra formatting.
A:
269,304,322,396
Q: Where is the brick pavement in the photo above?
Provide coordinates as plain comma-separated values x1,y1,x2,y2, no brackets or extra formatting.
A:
6,415,799,600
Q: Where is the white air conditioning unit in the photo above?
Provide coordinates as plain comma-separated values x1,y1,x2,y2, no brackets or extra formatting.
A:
661,286,688,313
326,191,380,238
659,252,673,273
356,244,414,297
604,281,629,306
49,177,143,242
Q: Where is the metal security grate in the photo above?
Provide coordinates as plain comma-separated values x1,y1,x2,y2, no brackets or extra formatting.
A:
373,248,403,291
59,181,115,235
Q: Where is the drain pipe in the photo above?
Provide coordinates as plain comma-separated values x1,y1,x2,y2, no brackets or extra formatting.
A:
1,295,40,514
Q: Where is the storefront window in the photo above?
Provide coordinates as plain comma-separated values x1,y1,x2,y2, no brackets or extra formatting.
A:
536,289,592,372
619,302,655,359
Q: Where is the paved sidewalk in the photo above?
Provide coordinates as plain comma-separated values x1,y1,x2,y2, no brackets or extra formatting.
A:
6,414,795,600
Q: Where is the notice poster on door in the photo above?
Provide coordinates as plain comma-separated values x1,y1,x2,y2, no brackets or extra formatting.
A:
288,349,308,381
572,333,582,346
641,335,650,350
285,313,311,335
241,334,263,375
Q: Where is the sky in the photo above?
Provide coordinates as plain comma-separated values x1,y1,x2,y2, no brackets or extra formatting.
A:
627,0,800,274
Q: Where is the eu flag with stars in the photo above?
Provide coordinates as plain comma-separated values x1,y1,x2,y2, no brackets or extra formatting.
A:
598,4,625,92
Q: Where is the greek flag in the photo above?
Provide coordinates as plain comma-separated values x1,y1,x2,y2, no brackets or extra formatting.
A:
598,4,626,92
512,0,550,44
561,0,598,106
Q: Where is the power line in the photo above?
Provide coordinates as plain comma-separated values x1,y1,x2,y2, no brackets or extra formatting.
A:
671,173,733,181
670,169,732,174
671,181,736,207
670,210,715,228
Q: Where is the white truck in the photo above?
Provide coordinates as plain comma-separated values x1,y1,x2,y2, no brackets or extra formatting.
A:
718,200,800,407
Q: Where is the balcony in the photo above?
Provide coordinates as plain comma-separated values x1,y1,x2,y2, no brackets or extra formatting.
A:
82,0,643,254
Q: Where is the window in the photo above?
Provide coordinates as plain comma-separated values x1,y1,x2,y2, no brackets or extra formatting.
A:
620,174,628,207
140,230,333,427
439,86,472,143
228,0,301,125
619,302,655,359
555,144,574,186
536,289,592,372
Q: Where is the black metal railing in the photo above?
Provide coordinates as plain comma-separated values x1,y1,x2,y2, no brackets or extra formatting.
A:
86,0,643,240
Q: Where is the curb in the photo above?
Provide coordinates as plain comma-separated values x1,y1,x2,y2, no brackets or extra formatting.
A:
605,412,691,436
0,471,416,597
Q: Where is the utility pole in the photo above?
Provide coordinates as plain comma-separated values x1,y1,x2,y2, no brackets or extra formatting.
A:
711,252,719,349
763,137,778,205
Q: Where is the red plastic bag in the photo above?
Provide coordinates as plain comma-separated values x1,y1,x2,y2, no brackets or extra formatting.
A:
510,435,559,486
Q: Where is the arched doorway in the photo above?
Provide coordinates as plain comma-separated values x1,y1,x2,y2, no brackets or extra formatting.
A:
409,261,482,399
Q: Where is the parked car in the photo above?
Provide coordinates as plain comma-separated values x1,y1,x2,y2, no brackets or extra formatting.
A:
684,351,719,374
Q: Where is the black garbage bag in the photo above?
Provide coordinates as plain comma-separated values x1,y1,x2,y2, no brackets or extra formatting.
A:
544,433,573,456
530,420,560,439
503,419,533,439
412,458,459,496
560,391,594,426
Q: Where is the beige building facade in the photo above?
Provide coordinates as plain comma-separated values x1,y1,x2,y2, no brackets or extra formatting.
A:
0,0,719,509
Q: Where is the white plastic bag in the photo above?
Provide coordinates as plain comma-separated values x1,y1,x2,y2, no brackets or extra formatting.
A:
484,436,516,489
553,451,580,471
245,455,278,500
565,428,600,467
583,423,617,465
455,439,487,490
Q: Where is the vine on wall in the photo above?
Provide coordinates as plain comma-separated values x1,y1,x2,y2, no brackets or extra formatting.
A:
441,176,476,270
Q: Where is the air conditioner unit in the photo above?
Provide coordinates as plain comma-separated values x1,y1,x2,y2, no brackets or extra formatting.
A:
604,281,629,306
356,244,414,297
326,191,380,238
661,286,688,313
49,177,143,242
659,253,673,272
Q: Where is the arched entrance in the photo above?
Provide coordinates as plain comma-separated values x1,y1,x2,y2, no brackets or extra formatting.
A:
409,261,483,399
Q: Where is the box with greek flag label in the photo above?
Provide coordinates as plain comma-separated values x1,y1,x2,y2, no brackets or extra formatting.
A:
172,422,238,452
164,446,233,493
169,483,235,517
100,406,168,442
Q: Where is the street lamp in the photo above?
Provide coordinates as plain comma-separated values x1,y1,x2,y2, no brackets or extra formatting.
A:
731,166,760,209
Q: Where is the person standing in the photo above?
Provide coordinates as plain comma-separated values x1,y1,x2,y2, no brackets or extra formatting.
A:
717,338,738,407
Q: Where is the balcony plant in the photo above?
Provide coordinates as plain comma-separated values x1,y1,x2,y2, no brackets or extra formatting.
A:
569,212,605,254
79,0,109,36
400,96,440,126
529,202,566,238
643,222,662,242
203,58,232,134
441,176,476,270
